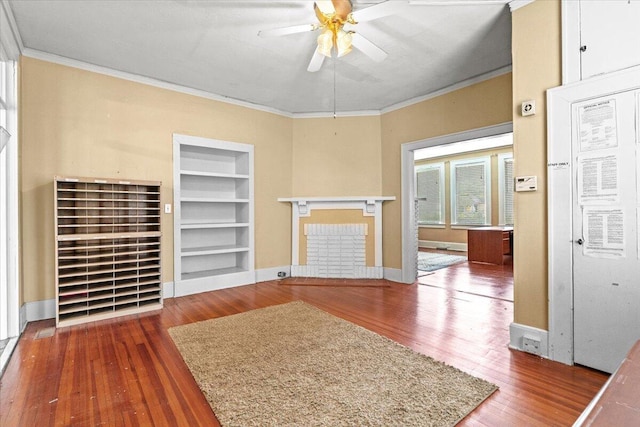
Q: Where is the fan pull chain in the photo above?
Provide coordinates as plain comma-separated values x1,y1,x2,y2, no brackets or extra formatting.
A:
333,58,337,119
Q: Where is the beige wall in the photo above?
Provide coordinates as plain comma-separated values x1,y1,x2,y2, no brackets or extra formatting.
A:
15,3,562,339
19,57,293,303
416,146,513,245
511,0,561,330
380,73,513,269
292,116,382,196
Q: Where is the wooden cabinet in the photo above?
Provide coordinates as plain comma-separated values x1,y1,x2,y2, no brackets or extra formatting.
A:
173,134,255,297
54,176,162,327
467,227,513,265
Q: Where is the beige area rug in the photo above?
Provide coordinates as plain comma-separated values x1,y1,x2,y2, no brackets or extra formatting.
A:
168,301,498,427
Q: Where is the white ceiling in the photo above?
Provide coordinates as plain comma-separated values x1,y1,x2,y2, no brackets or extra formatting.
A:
7,0,512,116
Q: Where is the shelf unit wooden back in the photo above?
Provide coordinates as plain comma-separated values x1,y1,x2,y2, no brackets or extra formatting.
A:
54,176,162,327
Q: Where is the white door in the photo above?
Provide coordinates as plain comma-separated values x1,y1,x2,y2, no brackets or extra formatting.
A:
580,0,640,80
572,88,640,373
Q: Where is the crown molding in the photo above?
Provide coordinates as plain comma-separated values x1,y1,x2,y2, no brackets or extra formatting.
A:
292,110,381,119
21,48,386,119
21,48,297,118
508,0,535,12
22,49,512,120
380,65,512,114
0,0,24,59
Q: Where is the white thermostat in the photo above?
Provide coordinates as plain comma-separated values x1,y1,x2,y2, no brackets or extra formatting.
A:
515,176,537,192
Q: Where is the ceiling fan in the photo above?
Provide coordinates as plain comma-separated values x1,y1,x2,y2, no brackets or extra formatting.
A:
258,0,510,73
258,0,397,72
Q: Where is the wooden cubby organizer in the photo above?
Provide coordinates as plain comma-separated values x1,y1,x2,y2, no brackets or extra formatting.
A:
54,176,162,327
173,134,255,297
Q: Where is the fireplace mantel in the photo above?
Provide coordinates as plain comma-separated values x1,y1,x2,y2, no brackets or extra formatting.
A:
278,196,395,278
278,196,395,216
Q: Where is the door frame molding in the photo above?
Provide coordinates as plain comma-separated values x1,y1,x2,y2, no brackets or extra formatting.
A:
400,122,513,284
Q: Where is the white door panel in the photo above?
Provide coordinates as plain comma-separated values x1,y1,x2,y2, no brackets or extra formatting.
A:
581,1,640,79
572,90,640,373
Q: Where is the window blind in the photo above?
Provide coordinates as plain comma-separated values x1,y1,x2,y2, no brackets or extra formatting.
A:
453,162,487,225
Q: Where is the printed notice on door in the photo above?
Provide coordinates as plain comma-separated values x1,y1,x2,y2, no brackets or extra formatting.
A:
578,99,618,151
582,207,625,258
577,150,619,205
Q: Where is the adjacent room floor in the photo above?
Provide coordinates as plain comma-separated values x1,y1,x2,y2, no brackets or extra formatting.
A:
0,260,607,426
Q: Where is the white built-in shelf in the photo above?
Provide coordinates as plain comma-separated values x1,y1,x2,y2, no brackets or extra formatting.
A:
180,169,250,179
181,245,250,257
180,221,250,229
181,266,247,281
181,197,250,203
173,134,255,297
54,176,163,327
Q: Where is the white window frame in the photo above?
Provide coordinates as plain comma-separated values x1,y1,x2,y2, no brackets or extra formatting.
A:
450,156,491,227
498,152,514,226
415,162,445,227
0,0,21,361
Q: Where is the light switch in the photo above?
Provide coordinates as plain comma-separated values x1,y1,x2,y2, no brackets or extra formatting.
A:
164,203,172,214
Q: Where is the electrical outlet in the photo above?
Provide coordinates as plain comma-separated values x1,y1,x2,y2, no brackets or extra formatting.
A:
523,335,541,356
277,271,286,278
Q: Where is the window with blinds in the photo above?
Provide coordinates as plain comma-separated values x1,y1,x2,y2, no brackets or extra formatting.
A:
499,154,514,225
450,157,491,225
415,163,444,225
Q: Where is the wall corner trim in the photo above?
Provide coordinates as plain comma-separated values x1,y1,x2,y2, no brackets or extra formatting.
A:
383,267,403,283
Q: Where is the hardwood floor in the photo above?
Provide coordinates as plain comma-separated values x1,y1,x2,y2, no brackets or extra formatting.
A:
1,263,608,426
418,250,514,301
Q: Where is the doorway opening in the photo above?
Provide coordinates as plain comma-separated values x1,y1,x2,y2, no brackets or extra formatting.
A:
400,123,513,295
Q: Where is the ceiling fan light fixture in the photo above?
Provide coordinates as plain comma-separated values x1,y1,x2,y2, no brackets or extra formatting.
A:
317,29,334,57
336,29,353,57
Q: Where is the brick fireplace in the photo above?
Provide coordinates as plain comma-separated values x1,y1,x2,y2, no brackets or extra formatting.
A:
278,196,395,279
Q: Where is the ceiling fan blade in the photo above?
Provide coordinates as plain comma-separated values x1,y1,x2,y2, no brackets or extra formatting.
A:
315,0,336,15
258,24,316,38
307,47,326,72
408,0,508,5
351,33,387,62
352,1,401,23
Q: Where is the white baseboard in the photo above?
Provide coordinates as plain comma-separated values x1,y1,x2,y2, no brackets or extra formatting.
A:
419,240,468,252
162,281,175,299
256,265,290,282
509,322,549,358
174,271,256,297
384,267,403,283
22,299,56,322
290,265,384,279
